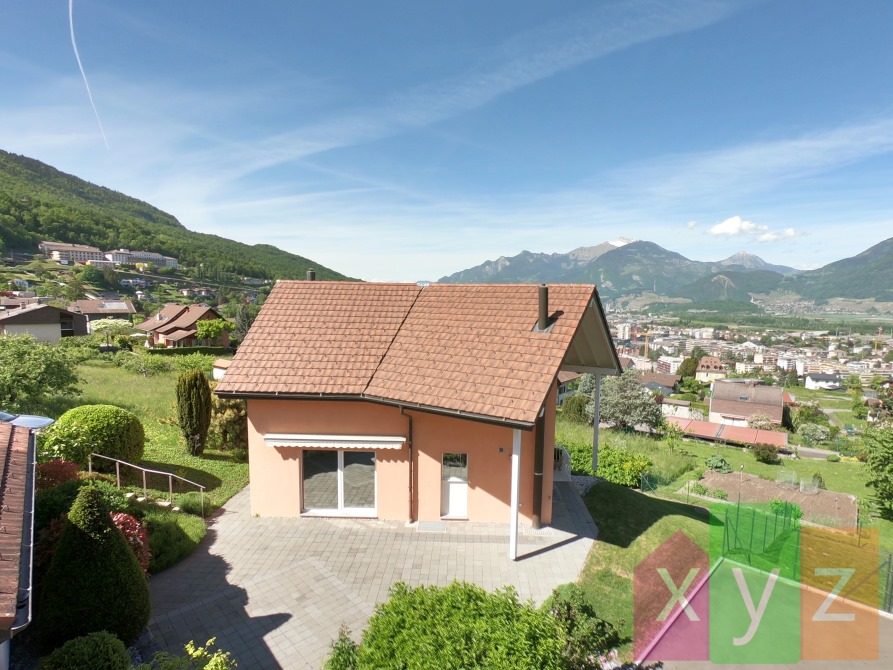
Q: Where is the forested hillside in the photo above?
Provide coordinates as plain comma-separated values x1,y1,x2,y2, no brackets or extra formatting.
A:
0,150,350,281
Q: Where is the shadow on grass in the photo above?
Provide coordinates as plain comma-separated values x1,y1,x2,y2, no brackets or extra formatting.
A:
120,460,223,493
584,481,712,549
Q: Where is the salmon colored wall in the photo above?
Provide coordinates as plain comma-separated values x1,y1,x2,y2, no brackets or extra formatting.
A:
245,397,556,525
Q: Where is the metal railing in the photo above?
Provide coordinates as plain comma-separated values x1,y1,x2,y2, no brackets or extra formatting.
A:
87,453,206,516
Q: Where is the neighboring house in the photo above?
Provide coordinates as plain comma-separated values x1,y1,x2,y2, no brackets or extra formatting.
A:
212,358,231,381
67,299,137,332
708,380,784,426
804,373,844,391
136,303,228,348
39,241,104,263
661,399,701,420
556,371,581,405
0,422,40,667
215,281,620,559
695,356,727,383
0,304,87,343
640,371,680,393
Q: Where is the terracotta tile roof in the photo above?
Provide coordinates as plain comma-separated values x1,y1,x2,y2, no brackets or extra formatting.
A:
697,356,725,372
67,299,136,316
218,281,616,425
666,416,787,448
135,303,186,332
0,423,31,629
159,305,220,335
557,371,582,385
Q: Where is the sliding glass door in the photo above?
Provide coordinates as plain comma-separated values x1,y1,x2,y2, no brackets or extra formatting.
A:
302,450,375,515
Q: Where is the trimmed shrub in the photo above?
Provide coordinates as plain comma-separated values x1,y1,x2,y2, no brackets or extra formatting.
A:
561,395,590,425
705,454,732,473
176,491,205,516
177,370,212,456
711,488,728,500
36,479,134,532
752,443,781,465
825,453,841,462
111,512,151,574
37,487,151,651
36,631,130,670
353,582,565,670
546,584,621,670
39,405,145,469
36,460,80,491
596,444,651,487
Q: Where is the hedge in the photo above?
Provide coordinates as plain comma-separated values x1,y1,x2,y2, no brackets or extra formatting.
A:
147,346,229,356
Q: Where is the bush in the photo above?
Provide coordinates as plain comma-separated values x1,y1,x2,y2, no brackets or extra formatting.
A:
596,444,651,487
770,498,803,520
147,346,228,357
39,405,145,469
37,487,151,651
36,479,135,531
826,453,841,463
134,638,237,670
209,382,248,452
799,422,831,445
351,582,565,670
121,352,174,376
144,509,207,574
325,626,359,670
711,488,728,500
36,631,130,670
36,460,81,491
177,370,212,456
705,454,732,473
811,472,826,490
546,584,621,670
111,512,151,574
176,491,205,516
563,440,595,476
172,353,216,376
561,395,590,425
752,444,781,465
690,482,709,496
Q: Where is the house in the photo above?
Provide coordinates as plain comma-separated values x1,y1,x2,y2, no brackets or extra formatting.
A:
640,371,680,393
804,373,844,391
708,380,784,426
135,303,228,348
212,358,231,381
39,241,105,263
556,371,581,405
67,299,137,332
0,304,87,343
695,356,727,383
215,281,620,559
0,422,40,667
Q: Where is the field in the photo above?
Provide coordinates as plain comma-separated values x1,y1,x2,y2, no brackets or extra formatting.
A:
42,360,249,513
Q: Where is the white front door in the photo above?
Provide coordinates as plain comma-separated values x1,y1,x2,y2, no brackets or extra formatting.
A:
440,453,468,518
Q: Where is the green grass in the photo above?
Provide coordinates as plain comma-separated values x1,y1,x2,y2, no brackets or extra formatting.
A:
577,482,713,657
40,361,249,513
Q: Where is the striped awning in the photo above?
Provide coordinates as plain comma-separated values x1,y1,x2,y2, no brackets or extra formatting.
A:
263,434,406,449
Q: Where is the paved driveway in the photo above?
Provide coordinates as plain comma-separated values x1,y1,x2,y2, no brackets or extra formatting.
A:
148,481,596,669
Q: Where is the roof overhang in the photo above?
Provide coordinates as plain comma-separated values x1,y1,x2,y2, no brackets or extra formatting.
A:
264,433,405,449
560,294,623,376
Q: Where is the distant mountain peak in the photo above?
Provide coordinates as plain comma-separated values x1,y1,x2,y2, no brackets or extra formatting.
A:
718,251,799,276
609,237,635,247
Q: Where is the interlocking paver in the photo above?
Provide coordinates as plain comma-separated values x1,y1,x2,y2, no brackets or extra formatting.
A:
149,481,594,669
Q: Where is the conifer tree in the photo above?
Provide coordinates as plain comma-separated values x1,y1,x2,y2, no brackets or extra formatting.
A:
177,369,212,456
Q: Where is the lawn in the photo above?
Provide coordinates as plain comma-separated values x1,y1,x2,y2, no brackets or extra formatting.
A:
40,360,249,513
577,482,713,658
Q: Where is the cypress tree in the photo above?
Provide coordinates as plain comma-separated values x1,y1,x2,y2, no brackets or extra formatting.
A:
37,487,151,652
176,369,212,456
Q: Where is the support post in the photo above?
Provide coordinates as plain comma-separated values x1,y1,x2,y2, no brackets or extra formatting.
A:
592,374,602,472
509,428,521,561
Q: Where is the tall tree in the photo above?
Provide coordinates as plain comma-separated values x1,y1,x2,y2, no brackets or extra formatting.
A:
588,368,664,431
176,370,212,456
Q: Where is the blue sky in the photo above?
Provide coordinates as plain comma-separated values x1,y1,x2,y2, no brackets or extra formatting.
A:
1,1,892,281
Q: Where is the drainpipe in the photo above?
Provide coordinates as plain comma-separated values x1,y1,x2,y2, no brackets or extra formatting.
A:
532,406,545,529
401,407,414,522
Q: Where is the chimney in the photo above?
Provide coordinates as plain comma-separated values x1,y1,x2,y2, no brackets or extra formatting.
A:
306,269,316,281
537,284,549,331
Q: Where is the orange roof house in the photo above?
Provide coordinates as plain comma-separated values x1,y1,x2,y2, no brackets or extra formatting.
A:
0,423,39,657
216,281,620,559
708,380,784,426
695,356,727,383
136,303,228,348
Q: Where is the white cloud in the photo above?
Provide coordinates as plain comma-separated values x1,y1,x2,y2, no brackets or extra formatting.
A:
707,216,797,243
686,220,698,229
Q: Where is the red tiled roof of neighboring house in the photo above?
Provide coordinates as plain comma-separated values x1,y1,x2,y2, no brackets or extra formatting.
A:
710,381,784,423
718,425,759,444
640,372,681,389
685,420,722,440
217,281,620,426
697,356,725,372
666,415,788,448
135,303,186,331
136,304,221,335
557,371,582,384
0,423,31,630
164,328,198,342
783,391,795,405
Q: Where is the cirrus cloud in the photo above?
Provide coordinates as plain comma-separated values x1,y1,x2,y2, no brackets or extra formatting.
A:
708,216,796,243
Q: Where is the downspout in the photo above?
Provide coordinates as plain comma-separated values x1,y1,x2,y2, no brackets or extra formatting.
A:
401,407,414,522
532,405,545,529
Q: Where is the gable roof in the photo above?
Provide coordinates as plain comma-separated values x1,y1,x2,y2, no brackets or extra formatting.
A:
0,303,80,325
709,380,784,422
217,281,620,427
136,304,221,334
697,356,725,371
68,299,136,316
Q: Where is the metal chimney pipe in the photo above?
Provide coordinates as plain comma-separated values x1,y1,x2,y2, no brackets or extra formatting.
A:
538,284,549,331
306,269,316,281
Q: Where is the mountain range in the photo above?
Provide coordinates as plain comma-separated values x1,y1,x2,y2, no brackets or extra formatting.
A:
0,150,350,281
440,237,893,303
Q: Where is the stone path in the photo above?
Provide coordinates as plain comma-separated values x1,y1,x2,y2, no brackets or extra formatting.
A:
149,481,596,669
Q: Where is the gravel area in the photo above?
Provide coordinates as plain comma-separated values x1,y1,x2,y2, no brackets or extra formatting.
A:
572,474,603,497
